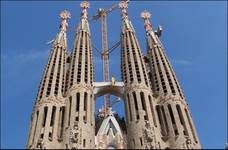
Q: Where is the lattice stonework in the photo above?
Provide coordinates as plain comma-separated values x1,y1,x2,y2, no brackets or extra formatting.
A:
26,1,201,149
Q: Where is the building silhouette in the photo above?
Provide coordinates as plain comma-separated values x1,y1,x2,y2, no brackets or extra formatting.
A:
26,1,201,149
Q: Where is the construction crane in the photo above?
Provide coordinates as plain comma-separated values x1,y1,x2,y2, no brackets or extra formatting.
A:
90,3,117,116
90,0,129,117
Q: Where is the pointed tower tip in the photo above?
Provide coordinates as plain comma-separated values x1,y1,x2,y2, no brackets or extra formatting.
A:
140,10,151,19
80,1,90,9
80,1,89,20
76,1,90,33
119,1,128,9
119,1,128,19
54,10,70,48
141,10,152,32
59,10,71,32
60,10,71,20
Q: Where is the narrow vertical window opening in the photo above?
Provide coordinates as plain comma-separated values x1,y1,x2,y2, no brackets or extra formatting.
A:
50,106,56,127
161,105,169,136
140,92,148,120
76,93,80,112
83,139,86,147
68,97,72,126
133,92,139,120
60,106,65,139
127,94,132,121
84,92,87,111
168,104,178,136
176,105,188,136
156,105,165,136
140,137,143,146
42,106,48,127
148,95,157,127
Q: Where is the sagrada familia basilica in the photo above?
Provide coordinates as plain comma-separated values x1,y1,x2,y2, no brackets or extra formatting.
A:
26,1,201,149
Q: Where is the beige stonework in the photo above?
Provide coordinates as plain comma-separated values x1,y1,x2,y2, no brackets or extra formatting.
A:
26,10,70,149
142,10,201,149
26,1,201,149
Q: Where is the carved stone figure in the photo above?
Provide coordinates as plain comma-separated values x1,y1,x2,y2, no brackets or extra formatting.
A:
144,120,154,142
69,123,80,149
143,120,156,149
185,137,193,149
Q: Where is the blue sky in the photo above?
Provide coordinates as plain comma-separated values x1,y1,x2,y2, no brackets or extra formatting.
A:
1,1,227,149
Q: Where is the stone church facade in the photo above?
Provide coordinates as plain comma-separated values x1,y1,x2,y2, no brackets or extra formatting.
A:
26,1,201,149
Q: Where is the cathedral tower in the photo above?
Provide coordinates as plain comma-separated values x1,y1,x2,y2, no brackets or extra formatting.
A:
64,1,95,149
119,1,164,149
26,10,70,149
26,1,201,149
141,10,201,149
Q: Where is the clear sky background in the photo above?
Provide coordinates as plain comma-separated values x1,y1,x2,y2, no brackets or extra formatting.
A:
1,0,227,149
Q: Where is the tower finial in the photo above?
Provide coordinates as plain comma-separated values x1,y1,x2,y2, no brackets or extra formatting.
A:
80,1,90,19
59,10,71,32
141,10,152,32
119,1,128,19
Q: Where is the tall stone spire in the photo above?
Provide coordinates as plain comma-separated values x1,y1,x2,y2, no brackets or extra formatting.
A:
119,1,164,148
141,10,185,99
64,1,95,149
26,2,202,149
26,10,70,149
141,10,201,149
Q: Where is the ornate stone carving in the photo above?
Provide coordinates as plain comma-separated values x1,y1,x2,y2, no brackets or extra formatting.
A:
158,95,187,106
35,96,65,108
115,133,124,149
125,83,151,93
80,1,89,9
97,134,106,149
80,1,89,19
59,10,71,32
69,84,93,93
69,122,81,149
141,11,152,32
119,1,128,19
185,136,194,149
144,121,153,142
26,2,201,149
143,120,158,149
